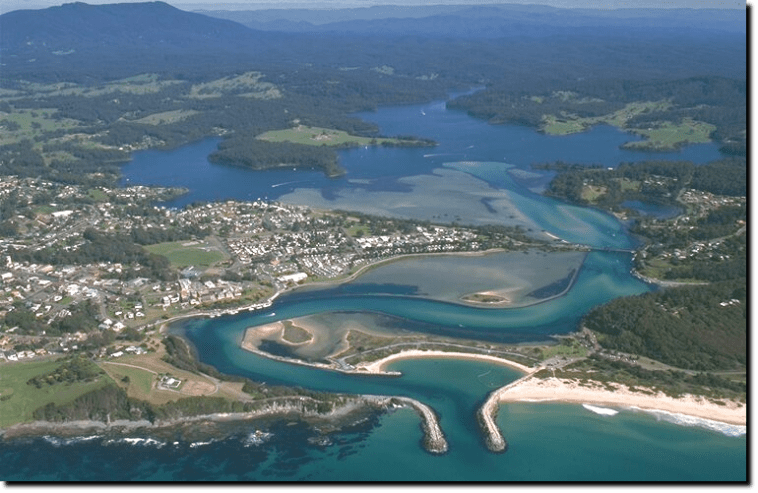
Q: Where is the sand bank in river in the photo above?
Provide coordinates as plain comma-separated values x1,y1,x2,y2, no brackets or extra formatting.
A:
357,349,533,374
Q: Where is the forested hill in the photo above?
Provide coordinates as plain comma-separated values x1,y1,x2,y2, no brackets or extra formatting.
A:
0,2,285,81
0,1,262,50
0,2,745,84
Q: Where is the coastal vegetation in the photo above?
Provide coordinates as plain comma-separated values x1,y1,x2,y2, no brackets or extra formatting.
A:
541,355,746,403
582,278,746,372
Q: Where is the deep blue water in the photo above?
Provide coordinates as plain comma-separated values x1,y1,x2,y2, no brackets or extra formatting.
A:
3,97,744,482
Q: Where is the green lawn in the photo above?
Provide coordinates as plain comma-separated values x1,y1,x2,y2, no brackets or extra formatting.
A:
144,241,227,268
98,362,155,400
0,359,112,427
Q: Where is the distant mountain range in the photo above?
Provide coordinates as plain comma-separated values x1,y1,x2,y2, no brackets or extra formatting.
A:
199,3,745,37
0,2,745,83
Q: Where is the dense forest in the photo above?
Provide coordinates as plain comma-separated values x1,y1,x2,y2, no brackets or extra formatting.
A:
583,278,746,371
545,158,747,207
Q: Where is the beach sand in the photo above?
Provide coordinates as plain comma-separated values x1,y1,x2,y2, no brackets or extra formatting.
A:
357,349,533,374
493,376,746,426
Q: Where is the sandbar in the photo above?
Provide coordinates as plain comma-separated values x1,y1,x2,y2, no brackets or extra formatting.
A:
357,349,533,374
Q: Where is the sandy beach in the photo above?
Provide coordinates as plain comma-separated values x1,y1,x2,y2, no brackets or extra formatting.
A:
493,376,746,426
357,349,533,374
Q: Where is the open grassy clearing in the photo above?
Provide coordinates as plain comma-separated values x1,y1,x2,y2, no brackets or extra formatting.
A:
13,75,183,98
540,99,714,151
0,108,81,145
258,125,409,147
638,258,703,283
87,188,109,201
539,341,588,360
622,118,716,151
130,109,200,125
617,178,641,192
100,337,254,405
188,71,281,99
144,241,227,268
0,359,112,427
99,362,155,399
540,99,673,135
580,185,607,203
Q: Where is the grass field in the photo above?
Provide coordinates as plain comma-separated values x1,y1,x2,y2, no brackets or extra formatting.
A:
618,178,641,192
257,125,413,147
580,185,607,203
96,339,250,405
0,108,81,146
189,71,281,100
131,110,200,125
99,362,155,397
0,359,112,427
622,118,716,151
144,241,227,268
539,342,588,360
540,99,714,151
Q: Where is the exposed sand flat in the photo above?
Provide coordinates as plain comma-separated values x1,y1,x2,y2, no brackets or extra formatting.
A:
357,349,533,374
279,168,541,230
241,321,286,350
493,376,746,426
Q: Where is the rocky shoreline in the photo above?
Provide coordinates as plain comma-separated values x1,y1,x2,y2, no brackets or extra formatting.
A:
0,394,449,455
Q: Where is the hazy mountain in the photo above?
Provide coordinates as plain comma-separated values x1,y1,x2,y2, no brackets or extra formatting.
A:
0,1,295,81
201,3,745,36
1,1,263,51
0,1,745,84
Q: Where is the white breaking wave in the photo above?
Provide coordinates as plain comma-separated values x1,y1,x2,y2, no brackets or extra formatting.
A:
628,407,746,437
582,404,619,416
42,435,100,447
104,437,166,447
189,439,215,448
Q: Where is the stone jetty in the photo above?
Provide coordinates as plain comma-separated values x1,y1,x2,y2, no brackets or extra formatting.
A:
478,390,508,453
392,397,448,454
